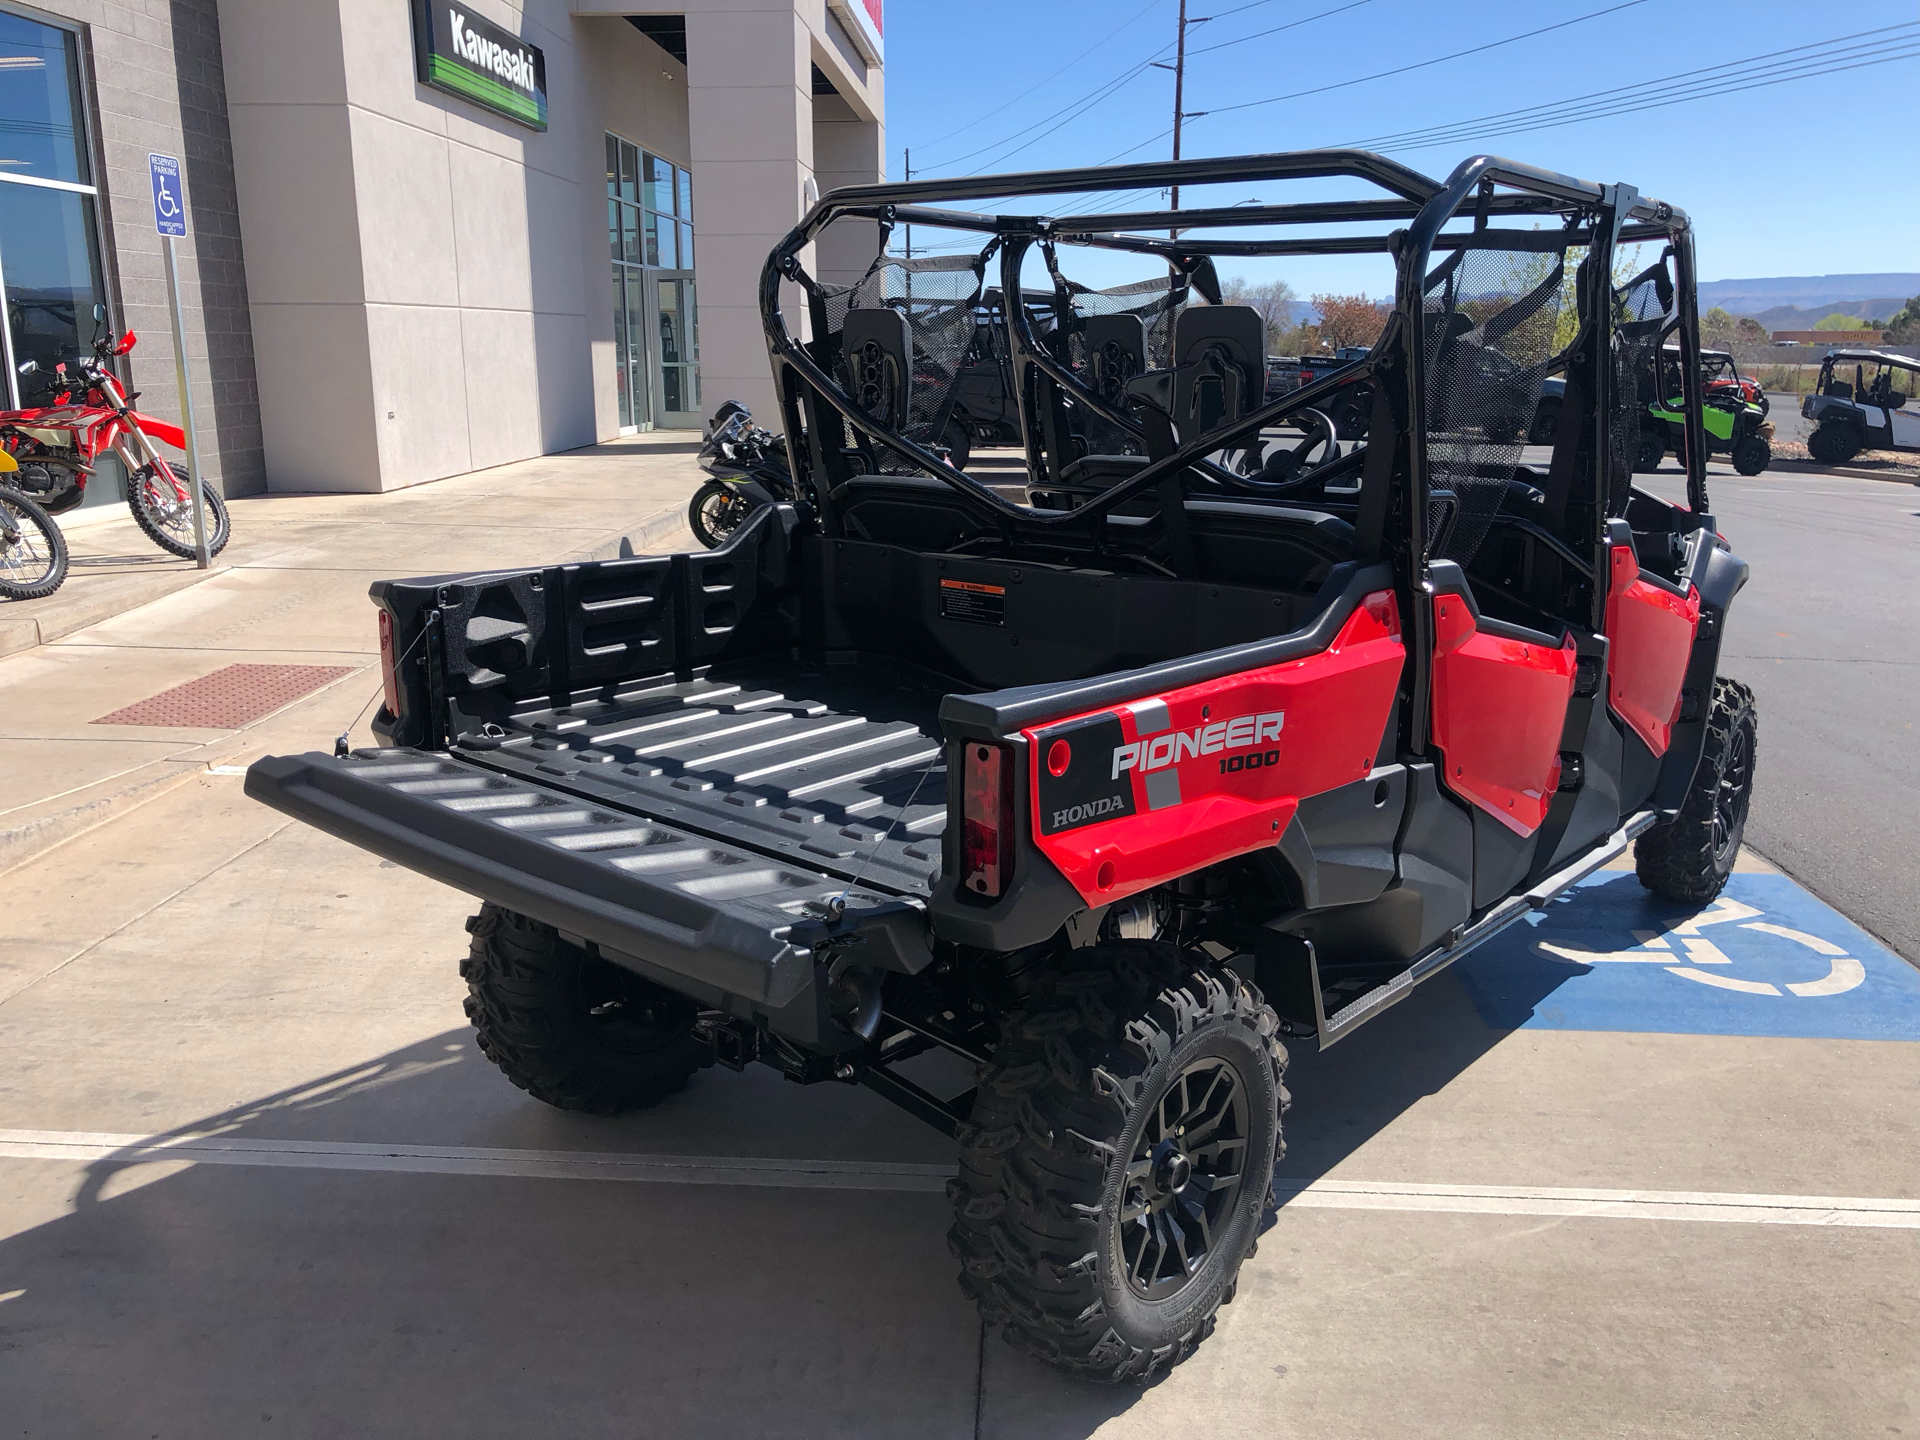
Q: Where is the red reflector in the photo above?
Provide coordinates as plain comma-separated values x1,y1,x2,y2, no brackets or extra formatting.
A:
962,742,1014,898
1047,739,1072,776
377,609,402,720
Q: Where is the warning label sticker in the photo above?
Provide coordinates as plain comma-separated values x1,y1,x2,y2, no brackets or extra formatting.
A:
939,578,1006,627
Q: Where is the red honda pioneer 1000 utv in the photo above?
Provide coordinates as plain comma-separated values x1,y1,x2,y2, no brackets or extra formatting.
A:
248,150,1753,1384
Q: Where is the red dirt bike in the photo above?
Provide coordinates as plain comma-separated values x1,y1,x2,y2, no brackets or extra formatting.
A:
1,317,230,558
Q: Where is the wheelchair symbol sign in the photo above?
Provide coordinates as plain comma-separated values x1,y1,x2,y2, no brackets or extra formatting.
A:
1536,896,1866,998
149,153,186,237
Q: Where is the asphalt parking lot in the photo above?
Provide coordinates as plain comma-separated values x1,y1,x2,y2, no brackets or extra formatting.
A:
1,454,1915,1439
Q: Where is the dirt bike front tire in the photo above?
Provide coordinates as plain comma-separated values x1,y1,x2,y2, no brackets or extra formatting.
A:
129,464,231,559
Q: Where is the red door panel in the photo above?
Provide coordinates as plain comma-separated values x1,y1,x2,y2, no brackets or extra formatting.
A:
1604,545,1700,756
1429,593,1577,836
1025,591,1406,905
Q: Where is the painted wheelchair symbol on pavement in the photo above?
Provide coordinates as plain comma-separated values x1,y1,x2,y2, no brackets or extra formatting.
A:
1536,895,1866,998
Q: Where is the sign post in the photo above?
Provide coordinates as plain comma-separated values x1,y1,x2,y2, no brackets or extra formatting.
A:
148,153,210,569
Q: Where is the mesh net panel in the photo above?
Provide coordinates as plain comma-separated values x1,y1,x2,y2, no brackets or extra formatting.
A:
1067,275,1184,456
819,252,986,472
1610,255,1676,513
1422,244,1568,564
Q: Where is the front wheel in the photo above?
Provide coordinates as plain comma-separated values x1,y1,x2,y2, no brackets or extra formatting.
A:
0,486,68,601
948,941,1286,1384
1635,677,1757,903
687,479,755,549
129,463,230,559
1529,398,1561,447
1731,433,1771,476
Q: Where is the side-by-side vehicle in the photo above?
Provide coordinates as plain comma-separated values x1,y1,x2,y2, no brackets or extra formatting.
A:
248,150,1753,1384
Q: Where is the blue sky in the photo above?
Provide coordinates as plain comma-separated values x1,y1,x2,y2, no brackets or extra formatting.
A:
880,0,1919,298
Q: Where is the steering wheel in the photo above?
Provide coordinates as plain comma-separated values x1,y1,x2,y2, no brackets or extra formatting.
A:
1255,408,1340,488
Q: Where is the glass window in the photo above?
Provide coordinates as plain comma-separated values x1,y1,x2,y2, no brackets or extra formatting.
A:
676,167,692,221
0,183,103,374
678,223,694,271
604,133,619,198
0,11,105,411
618,140,638,204
607,198,620,262
644,153,674,214
0,12,88,184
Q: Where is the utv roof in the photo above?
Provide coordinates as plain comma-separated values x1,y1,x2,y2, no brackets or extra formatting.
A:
1821,349,1920,368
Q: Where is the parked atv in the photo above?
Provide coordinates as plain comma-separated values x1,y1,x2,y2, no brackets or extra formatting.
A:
249,151,1751,1386
1802,349,1920,465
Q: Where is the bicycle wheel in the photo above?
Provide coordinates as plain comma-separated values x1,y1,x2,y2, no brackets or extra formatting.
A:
128,463,231,559
0,486,68,601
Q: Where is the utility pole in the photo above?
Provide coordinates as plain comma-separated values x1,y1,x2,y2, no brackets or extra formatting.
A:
1171,0,1187,223
1150,3,1207,238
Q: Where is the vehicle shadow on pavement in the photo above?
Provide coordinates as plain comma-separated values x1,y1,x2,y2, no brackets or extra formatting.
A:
0,960,1579,1439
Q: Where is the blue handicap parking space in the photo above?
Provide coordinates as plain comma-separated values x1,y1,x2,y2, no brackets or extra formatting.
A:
1454,872,1920,1041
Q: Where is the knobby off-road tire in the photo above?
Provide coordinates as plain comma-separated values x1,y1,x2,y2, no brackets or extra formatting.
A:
1635,678,1757,903
1634,428,1667,474
1731,434,1771,476
460,904,708,1113
128,464,231,559
1806,424,1862,466
948,941,1288,1384
0,486,68,601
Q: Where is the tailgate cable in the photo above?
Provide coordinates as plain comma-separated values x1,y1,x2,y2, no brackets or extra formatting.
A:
825,751,941,919
333,621,433,758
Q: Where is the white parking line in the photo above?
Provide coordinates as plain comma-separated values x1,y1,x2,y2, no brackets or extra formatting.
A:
2,1128,1916,1227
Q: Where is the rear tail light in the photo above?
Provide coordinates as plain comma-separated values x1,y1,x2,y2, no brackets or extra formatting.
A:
961,742,1015,898
378,609,402,719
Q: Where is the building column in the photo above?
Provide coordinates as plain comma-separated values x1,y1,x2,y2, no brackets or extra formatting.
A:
812,95,883,289
684,6,813,427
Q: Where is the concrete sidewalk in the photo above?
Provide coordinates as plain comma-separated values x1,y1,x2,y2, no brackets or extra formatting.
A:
0,433,701,876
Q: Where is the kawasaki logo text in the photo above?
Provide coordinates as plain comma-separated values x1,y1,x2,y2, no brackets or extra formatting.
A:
1113,711,1284,779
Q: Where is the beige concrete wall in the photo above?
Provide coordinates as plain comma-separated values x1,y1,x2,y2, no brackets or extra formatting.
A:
221,0,879,492
222,0,689,493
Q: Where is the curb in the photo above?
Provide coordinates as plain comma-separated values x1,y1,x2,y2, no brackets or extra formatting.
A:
0,562,227,659
569,499,693,561
1762,458,1916,485
0,758,206,877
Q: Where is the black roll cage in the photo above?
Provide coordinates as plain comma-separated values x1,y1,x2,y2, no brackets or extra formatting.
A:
759,147,1708,564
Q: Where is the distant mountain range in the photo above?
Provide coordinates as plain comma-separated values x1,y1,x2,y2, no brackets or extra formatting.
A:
1697,273,1919,323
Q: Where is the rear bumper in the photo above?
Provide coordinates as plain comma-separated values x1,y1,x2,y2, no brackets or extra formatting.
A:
244,749,925,1032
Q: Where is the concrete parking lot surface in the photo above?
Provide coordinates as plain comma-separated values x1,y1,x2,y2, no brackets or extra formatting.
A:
1,447,1915,1438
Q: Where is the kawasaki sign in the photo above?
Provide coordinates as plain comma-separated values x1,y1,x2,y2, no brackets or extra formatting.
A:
412,1,548,131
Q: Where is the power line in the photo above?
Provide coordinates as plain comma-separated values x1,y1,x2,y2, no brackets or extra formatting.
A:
1196,0,1651,120
929,52,1172,171
907,0,1170,155
1345,25,1919,154
1185,0,1371,57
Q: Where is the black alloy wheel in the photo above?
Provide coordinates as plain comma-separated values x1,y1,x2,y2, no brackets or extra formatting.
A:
1121,1055,1250,1300
1711,712,1753,869
1806,423,1862,466
1635,428,1667,473
687,479,753,549
1529,398,1561,446
1731,433,1770,476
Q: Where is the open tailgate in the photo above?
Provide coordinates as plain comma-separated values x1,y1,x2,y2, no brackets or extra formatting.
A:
245,749,918,1009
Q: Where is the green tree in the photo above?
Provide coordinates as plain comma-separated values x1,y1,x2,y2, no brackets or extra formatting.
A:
1813,312,1864,331
1734,316,1768,344
1701,306,1738,350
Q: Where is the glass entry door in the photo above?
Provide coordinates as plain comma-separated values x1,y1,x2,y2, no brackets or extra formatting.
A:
613,269,650,430
648,272,698,427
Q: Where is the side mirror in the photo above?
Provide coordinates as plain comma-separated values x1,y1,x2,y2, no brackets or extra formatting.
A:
115,330,137,356
92,302,106,323
15,360,36,376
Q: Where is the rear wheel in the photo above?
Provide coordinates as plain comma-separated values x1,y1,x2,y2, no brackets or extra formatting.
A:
0,486,68,601
128,463,230,559
1634,428,1667,473
1528,398,1561,446
1731,433,1770,476
1635,678,1757,903
460,904,708,1113
687,479,754,549
948,941,1286,1384
1330,399,1369,440
1806,424,1862,466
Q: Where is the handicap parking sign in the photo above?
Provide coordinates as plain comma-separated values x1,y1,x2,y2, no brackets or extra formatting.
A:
149,153,185,237
1455,873,1920,1041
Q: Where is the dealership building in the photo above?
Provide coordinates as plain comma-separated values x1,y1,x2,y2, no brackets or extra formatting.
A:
0,0,885,505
